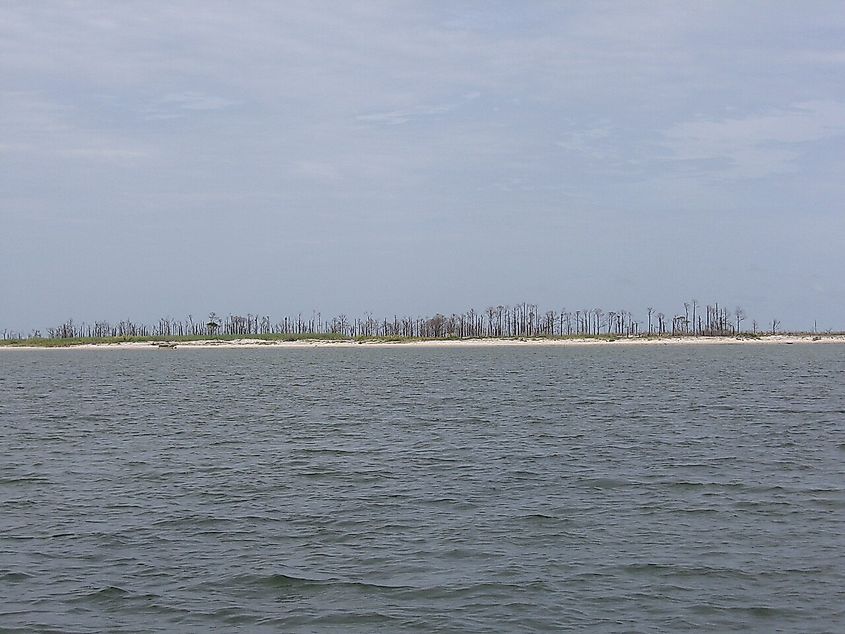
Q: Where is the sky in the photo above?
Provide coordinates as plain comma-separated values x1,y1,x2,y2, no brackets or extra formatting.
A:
1,1,844,333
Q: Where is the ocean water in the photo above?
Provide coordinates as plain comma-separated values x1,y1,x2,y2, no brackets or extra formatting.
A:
1,344,843,632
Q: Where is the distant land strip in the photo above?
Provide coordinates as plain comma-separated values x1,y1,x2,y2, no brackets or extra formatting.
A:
3,334,845,350
2,301,841,348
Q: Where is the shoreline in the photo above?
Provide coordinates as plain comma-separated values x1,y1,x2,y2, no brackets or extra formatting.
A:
1,334,844,350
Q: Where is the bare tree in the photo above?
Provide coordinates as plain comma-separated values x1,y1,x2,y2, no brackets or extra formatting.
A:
19,299,792,345
690,299,698,336
735,307,746,333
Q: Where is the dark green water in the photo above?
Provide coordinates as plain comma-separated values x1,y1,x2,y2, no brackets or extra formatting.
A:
1,345,843,632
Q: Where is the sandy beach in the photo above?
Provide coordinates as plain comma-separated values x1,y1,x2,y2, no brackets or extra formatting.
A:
2,334,843,350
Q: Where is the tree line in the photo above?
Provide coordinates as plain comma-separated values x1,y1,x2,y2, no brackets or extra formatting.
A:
1,300,789,341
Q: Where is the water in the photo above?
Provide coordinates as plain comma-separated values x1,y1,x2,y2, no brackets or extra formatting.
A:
1,344,843,632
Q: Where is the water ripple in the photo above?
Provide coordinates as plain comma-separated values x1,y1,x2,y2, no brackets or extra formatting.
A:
1,345,843,632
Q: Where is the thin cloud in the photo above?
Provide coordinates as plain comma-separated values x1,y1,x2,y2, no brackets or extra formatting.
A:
142,91,241,120
661,101,845,179
356,91,481,126
0,90,149,161
59,146,148,161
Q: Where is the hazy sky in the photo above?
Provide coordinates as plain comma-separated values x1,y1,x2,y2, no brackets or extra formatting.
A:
2,1,844,332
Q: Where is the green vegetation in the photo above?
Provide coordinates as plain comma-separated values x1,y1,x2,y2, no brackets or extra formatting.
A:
0,332,349,348
5,330,831,348
735,332,763,340
353,335,418,343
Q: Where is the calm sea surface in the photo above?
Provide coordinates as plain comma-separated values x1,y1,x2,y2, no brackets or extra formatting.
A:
1,345,843,632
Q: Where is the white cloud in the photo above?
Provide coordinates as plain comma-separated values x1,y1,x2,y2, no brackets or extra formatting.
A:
794,49,845,65
142,91,241,120
289,160,342,183
0,91,150,162
356,92,481,126
661,101,845,179
59,146,148,160
555,126,613,158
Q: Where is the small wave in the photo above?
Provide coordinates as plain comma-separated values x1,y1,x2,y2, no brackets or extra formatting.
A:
0,571,32,582
0,476,51,485
299,448,359,455
0,499,36,507
256,573,328,589
230,573,411,594
619,563,756,580
689,603,797,618
579,477,632,489
658,480,790,494
519,512,558,520
69,586,129,603
806,497,845,509
509,469,543,479
413,580,550,601
516,513,571,526
731,500,795,511
671,507,720,515
258,610,412,628
297,470,349,479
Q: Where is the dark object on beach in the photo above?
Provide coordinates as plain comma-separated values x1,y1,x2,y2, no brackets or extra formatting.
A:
157,343,177,349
